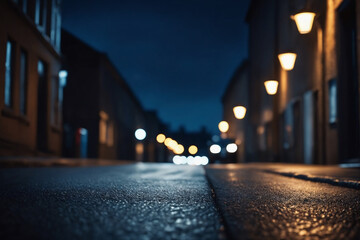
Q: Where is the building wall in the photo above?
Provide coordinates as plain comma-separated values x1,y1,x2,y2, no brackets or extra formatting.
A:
242,0,359,164
61,30,100,158
0,0,62,156
99,56,146,160
247,0,279,162
222,61,250,162
144,111,167,162
62,30,149,161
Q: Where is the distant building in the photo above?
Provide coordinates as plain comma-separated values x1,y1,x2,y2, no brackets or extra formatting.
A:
223,0,360,164
170,126,212,157
222,61,252,163
61,30,166,161
0,0,63,156
61,30,144,160
144,110,168,162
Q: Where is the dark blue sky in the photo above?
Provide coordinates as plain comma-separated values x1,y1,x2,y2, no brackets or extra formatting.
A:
62,0,250,133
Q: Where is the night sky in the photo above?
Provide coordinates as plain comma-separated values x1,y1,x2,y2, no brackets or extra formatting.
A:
62,0,251,133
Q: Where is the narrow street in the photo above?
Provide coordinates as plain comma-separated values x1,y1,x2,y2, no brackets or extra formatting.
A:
0,163,359,239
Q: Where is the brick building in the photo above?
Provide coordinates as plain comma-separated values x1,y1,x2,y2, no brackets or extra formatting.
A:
0,0,63,156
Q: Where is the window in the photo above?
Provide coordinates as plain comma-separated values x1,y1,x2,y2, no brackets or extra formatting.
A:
99,111,108,144
4,40,15,108
329,79,337,125
35,0,47,30
99,111,114,146
283,104,294,149
19,49,28,115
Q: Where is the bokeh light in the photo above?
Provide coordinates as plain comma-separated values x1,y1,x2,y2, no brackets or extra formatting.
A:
156,134,166,143
135,128,146,140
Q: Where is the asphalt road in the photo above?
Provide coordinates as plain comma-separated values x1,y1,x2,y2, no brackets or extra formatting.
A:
0,164,224,240
206,164,360,240
1,162,359,240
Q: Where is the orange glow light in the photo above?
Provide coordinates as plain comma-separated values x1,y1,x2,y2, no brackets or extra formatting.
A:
278,52,297,71
233,106,247,119
264,80,279,95
188,145,198,155
156,134,166,143
293,12,316,34
164,138,172,146
218,121,229,133
174,144,184,155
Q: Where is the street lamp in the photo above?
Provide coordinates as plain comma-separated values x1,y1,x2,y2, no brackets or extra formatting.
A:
218,121,229,133
188,145,198,155
156,134,166,143
135,128,146,140
264,80,279,95
174,144,184,155
292,12,316,34
233,106,247,119
164,138,172,147
278,52,297,71
168,139,178,150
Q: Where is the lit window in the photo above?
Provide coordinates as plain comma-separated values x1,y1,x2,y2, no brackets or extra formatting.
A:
99,111,113,146
19,50,28,115
99,111,108,144
4,40,15,108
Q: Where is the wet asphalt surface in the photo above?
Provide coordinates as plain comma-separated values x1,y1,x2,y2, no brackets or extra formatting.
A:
205,165,360,240
0,164,223,240
0,162,359,240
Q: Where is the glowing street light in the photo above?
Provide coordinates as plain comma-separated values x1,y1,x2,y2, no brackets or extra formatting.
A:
168,139,178,150
188,145,198,155
293,12,316,34
135,128,146,140
156,134,166,143
264,80,279,95
278,52,297,71
226,143,238,153
210,144,221,154
174,144,184,155
218,121,229,133
164,138,172,146
233,106,246,119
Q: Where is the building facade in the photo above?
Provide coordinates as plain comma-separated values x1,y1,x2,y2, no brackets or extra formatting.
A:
61,30,166,161
223,0,360,164
222,61,252,162
0,0,63,156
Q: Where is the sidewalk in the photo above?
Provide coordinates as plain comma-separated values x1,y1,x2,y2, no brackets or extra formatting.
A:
205,163,360,239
